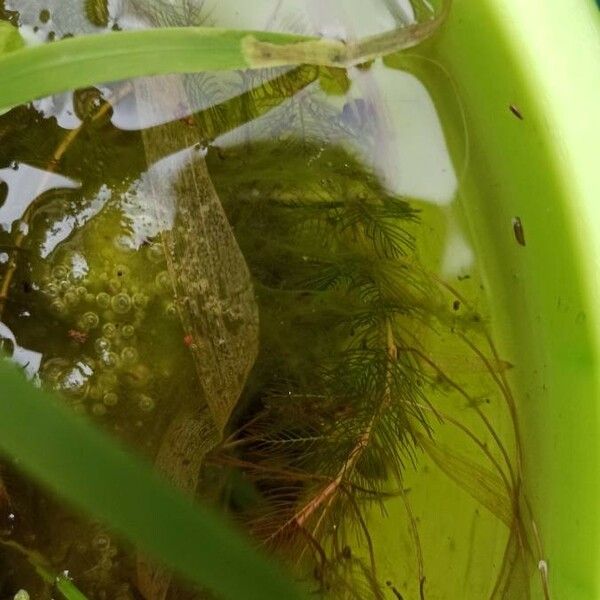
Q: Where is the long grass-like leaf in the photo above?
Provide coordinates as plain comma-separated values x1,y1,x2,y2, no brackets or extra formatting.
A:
1,540,89,599
0,361,306,600
0,4,448,113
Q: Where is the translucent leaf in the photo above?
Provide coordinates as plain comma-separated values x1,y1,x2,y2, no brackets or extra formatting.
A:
419,435,513,526
490,526,532,600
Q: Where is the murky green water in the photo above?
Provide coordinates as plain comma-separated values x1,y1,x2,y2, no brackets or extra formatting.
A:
0,2,546,600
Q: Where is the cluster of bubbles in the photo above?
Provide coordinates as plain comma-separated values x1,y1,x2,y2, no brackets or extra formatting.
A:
38,243,177,419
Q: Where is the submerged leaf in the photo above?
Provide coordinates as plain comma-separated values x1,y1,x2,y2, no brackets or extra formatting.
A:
490,525,532,600
418,434,513,526
128,3,260,590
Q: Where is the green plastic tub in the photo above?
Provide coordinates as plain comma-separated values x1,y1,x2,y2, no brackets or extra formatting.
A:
375,1,600,598
0,1,598,598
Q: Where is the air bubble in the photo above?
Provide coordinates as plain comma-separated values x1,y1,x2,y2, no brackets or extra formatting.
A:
45,282,60,298
50,299,67,316
93,532,111,550
138,394,155,412
103,392,119,407
92,403,107,416
98,371,118,388
107,278,122,294
96,292,111,308
132,293,148,309
102,322,118,339
146,244,164,264
114,265,129,278
52,265,69,280
155,271,171,290
111,293,132,314
165,302,178,318
121,346,138,365
89,385,102,401
94,337,111,354
121,324,135,339
63,290,79,306
102,352,119,368
80,311,100,330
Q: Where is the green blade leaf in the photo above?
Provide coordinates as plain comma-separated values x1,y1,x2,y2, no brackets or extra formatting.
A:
0,6,448,113
0,361,306,600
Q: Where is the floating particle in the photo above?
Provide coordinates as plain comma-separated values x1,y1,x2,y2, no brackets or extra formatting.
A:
509,104,524,120
512,217,526,246
114,264,129,278
39,9,51,23
68,329,88,344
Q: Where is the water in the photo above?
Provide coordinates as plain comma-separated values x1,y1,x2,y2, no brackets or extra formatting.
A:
0,2,544,599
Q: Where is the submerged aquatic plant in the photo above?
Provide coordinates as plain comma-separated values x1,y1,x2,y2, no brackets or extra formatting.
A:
201,139,546,599
0,1,549,599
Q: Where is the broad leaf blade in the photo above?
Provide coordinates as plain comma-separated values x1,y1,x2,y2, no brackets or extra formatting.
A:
0,361,305,600
419,435,513,526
